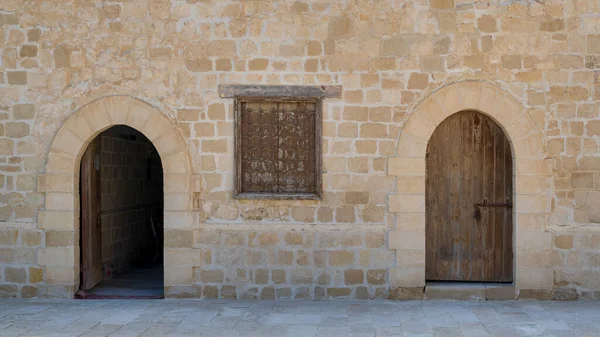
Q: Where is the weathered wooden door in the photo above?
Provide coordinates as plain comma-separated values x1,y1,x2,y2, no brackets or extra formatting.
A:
425,110,513,282
80,138,102,290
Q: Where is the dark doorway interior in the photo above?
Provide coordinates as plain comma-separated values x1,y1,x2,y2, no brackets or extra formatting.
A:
78,125,164,299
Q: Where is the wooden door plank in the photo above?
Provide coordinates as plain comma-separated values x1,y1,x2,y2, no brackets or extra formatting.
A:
425,136,435,279
426,118,441,280
471,112,484,281
91,138,102,287
449,114,462,279
492,125,504,282
459,112,474,280
81,141,93,290
479,112,492,282
426,114,451,280
481,118,494,281
503,136,514,282
80,138,102,291
440,117,453,280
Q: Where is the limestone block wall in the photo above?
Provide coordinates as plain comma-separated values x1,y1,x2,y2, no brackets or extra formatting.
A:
167,229,391,299
550,231,600,299
0,0,598,299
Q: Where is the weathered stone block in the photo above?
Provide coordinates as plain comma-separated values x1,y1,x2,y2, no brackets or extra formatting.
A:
292,207,315,222
284,232,303,246
344,269,364,285
165,266,193,286
21,230,42,247
554,234,574,249
198,269,224,283
165,230,194,248
20,45,37,57
356,286,369,300
221,285,236,299
272,269,286,284
291,268,313,284
328,250,354,267
37,247,74,267
202,285,218,299
367,269,386,285
249,58,269,71
261,286,275,300
335,205,355,222
0,229,18,245
253,269,268,284
486,285,516,300
185,59,212,72
344,191,369,204
518,289,553,300
326,287,352,298
165,286,202,299
294,286,309,299
240,287,259,300
0,13,19,25
13,104,34,120
21,285,37,298
7,71,27,85
388,287,424,300
426,283,485,300
552,287,579,301
45,267,75,285
29,267,44,284
5,267,26,283
277,287,292,299
54,46,70,68
149,47,171,60
0,285,19,298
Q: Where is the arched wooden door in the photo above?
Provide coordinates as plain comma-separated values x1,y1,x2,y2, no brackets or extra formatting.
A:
426,110,513,282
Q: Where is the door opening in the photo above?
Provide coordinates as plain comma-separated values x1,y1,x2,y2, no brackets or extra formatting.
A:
78,125,164,299
425,110,513,283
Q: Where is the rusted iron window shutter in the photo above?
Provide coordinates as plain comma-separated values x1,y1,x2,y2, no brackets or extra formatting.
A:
234,96,322,200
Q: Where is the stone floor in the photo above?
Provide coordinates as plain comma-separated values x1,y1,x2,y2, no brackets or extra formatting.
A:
86,264,164,298
0,299,599,337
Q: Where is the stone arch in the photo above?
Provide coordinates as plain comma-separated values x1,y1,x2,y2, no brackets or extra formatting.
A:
37,95,198,297
387,81,553,297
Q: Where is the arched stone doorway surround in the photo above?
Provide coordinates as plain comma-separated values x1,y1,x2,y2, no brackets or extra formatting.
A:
37,96,198,298
387,81,552,297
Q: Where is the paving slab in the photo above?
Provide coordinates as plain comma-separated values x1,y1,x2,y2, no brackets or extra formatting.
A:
0,299,599,337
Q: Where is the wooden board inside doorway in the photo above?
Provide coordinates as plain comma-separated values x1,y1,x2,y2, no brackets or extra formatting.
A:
80,137,102,290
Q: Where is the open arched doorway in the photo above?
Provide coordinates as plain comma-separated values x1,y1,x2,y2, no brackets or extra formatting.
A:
425,110,513,283
78,125,164,298
39,95,195,299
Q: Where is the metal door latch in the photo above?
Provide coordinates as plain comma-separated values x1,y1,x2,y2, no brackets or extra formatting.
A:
474,199,512,220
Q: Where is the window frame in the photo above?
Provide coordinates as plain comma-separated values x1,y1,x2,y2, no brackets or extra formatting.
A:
233,95,323,200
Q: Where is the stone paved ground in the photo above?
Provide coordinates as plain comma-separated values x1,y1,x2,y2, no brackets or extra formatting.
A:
0,300,599,337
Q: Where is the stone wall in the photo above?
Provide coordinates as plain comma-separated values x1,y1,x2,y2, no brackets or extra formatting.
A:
0,0,598,299
167,229,390,299
551,231,600,299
